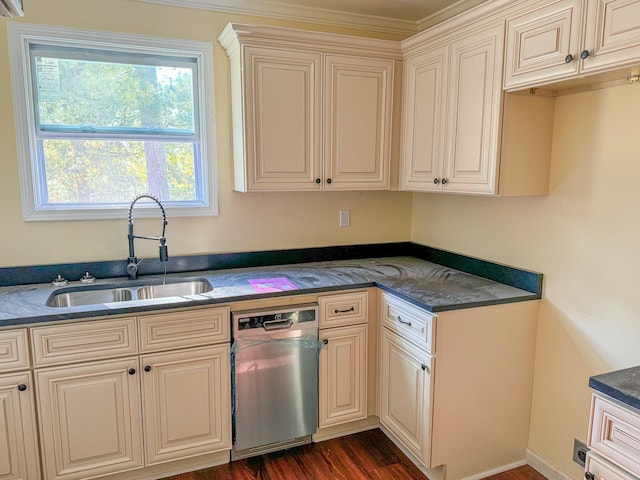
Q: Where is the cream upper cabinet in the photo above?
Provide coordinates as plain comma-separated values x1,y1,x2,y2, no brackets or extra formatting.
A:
323,55,393,190
505,0,640,90
219,23,400,192
401,22,509,195
400,45,448,192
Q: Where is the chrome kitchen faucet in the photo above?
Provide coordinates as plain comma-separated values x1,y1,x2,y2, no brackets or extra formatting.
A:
126,194,168,280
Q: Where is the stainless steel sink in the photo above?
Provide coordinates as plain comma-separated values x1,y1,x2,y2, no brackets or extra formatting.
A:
46,287,133,307
46,279,213,308
136,280,213,299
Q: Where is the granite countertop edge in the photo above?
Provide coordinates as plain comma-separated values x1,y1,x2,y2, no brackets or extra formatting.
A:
0,256,541,328
589,366,640,412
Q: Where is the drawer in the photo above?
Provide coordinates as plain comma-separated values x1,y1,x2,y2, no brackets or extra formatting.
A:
589,393,640,477
31,318,138,366
139,306,230,352
380,292,435,353
319,290,368,328
586,452,636,480
0,329,29,372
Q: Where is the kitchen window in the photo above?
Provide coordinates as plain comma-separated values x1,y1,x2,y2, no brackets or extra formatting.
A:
7,23,217,220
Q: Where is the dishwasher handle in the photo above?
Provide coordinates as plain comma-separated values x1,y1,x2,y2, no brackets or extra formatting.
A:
263,319,293,330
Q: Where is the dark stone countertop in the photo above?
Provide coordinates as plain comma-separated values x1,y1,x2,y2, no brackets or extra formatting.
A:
0,256,540,328
590,366,640,411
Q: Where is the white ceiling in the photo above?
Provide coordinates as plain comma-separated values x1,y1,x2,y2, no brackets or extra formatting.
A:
134,0,490,35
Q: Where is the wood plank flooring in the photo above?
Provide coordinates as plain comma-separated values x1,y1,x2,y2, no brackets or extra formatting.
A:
161,429,548,480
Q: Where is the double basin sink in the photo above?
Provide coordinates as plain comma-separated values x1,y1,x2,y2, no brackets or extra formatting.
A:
46,278,213,308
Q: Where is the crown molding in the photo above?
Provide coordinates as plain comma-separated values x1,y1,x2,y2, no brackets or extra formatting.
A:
131,0,419,35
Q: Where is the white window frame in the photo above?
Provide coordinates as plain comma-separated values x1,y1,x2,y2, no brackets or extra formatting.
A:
7,23,218,221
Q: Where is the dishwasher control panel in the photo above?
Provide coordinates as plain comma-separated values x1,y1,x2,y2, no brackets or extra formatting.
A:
233,304,318,331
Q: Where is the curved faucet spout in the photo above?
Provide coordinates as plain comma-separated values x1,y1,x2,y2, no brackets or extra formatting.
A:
127,194,169,280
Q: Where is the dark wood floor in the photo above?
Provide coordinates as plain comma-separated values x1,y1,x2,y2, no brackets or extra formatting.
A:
161,429,547,480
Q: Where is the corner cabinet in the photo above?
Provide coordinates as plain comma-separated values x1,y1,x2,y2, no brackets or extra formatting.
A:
219,23,400,192
378,292,539,480
504,0,640,90
400,17,555,196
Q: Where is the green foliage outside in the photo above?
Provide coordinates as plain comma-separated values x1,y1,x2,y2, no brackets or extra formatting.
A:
35,55,198,205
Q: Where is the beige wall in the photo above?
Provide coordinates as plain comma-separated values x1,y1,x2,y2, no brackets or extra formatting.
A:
411,83,640,479
0,0,412,267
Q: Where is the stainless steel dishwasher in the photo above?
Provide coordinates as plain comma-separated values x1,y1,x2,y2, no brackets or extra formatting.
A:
231,304,319,460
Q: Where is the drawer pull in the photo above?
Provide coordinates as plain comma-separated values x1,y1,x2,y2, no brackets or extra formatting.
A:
333,307,355,314
17,384,27,391
398,316,412,327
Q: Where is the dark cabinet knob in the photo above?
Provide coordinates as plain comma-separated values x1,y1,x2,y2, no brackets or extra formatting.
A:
315,178,321,184
580,50,590,60
18,384,27,391
421,364,428,371
585,472,595,480
565,54,574,63
144,365,152,372
128,368,136,375
323,338,329,345
441,178,449,185
326,178,332,184
433,178,440,185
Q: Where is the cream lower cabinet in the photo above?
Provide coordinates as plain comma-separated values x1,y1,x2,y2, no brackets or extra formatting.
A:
505,0,640,90
317,290,370,433
379,292,539,480
36,358,144,480
0,372,40,480
219,23,399,192
0,329,40,480
141,345,231,465
586,393,640,480
379,326,433,466
32,307,231,480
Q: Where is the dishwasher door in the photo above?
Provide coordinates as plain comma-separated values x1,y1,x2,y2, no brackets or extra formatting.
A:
232,305,319,459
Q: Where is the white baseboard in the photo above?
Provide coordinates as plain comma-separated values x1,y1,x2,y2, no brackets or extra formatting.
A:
526,449,574,480
461,460,527,480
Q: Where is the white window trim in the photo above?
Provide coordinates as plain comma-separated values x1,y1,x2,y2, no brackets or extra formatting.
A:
7,22,218,221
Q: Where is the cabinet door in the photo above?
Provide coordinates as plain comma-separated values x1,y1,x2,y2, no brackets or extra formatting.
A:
400,46,448,192
319,325,367,428
324,54,393,190
504,0,583,89
379,327,433,467
0,373,40,480
141,345,231,465
242,46,322,191
583,0,640,73
36,358,143,480
444,24,504,194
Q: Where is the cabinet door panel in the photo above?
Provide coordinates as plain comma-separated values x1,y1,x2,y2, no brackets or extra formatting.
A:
244,47,322,191
583,0,640,73
445,24,504,194
400,46,447,191
36,358,143,480
141,345,231,465
504,0,583,88
319,325,367,427
324,55,393,190
379,327,433,467
0,373,39,480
